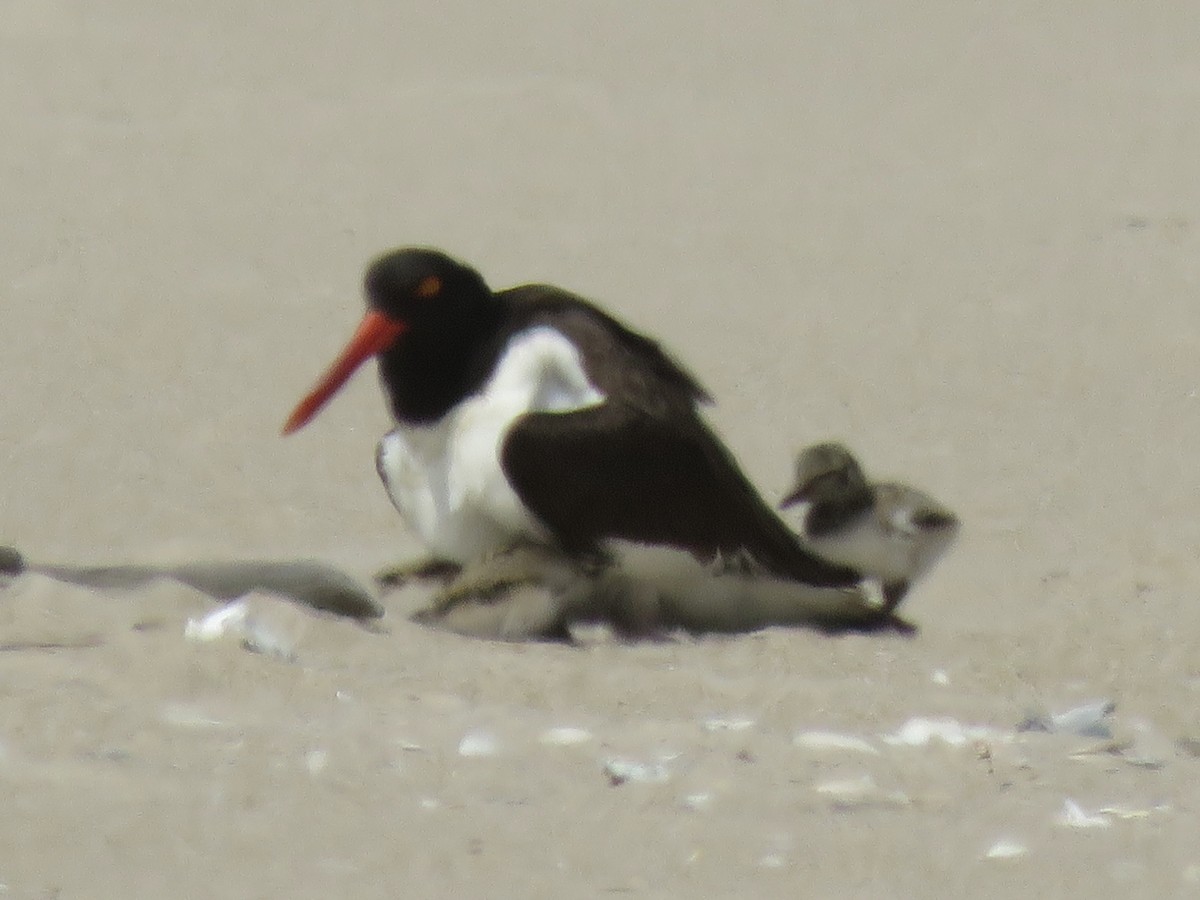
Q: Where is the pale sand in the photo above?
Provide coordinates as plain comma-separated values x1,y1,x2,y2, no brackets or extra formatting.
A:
3,2,1199,897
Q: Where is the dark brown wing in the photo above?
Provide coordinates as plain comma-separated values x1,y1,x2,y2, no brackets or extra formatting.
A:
496,285,712,412
501,401,860,587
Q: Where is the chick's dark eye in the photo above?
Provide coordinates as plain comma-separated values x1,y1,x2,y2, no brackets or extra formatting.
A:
416,275,442,298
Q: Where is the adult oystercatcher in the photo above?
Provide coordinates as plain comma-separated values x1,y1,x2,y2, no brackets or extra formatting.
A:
284,247,860,588
780,442,959,610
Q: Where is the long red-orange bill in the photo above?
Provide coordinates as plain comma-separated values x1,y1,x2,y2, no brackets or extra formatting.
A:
282,310,408,435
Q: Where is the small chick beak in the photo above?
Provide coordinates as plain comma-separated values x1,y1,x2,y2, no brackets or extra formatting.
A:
779,486,807,509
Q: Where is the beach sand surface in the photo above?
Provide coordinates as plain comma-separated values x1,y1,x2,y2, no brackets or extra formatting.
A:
2,2,1199,896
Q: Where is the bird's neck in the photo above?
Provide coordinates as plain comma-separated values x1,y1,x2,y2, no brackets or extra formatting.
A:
377,297,507,424
804,485,875,537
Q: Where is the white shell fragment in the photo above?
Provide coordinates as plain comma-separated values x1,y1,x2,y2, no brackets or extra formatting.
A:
539,726,593,746
1058,799,1111,829
1052,700,1115,736
159,703,228,730
1099,804,1171,820
603,757,672,786
458,730,499,757
185,600,249,642
984,839,1029,860
701,716,755,733
814,774,909,808
1019,699,1115,738
183,595,301,661
792,730,880,755
882,717,998,748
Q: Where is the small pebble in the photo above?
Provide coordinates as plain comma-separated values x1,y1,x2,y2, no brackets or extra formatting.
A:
0,546,26,575
931,669,950,686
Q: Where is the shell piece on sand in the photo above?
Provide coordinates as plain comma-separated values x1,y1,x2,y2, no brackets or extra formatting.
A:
184,600,249,642
1058,799,1111,829
814,774,909,808
700,716,755,733
159,703,229,730
882,717,999,747
984,839,1028,860
183,594,305,661
458,730,499,757
539,726,593,746
793,731,880,755
1018,699,1115,738
603,758,672,786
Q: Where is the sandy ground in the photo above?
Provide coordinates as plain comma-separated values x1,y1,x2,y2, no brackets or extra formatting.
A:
3,1,1200,897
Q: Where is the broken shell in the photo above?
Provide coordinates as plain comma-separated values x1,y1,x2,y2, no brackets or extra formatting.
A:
793,731,880,755
984,839,1028,860
458,730,499,758
603,758,671,786
1058,799,1110,829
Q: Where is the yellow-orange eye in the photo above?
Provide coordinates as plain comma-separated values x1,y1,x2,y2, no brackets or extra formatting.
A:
416,275,442,298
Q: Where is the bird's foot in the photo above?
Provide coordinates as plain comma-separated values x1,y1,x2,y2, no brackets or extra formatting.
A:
838,578,917,635
426,542,579,614
882,580,910,613
859,577,887,609
374,557,462,590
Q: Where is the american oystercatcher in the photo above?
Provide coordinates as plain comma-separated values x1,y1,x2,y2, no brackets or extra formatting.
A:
284,248,861,588
780,442,959,610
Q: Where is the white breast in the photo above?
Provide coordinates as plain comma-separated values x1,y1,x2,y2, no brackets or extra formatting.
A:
785,496,956,586
376,327,605,563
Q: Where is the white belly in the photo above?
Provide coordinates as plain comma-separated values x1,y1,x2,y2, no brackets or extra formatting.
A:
802,516,923,585
376,327,605,563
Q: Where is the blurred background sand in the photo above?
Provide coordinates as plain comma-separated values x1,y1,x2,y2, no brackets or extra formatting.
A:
2,2,1198,896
